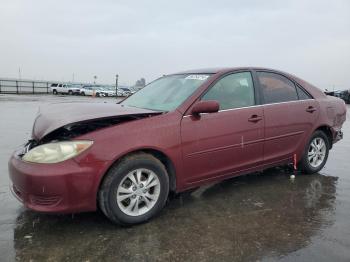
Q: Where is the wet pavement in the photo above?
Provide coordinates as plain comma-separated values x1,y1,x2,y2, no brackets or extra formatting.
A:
0,94,349,261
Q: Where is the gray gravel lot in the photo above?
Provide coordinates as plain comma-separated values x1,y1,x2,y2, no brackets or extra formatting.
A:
0,94,349,261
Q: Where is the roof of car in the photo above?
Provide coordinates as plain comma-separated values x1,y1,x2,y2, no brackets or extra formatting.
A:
174,68,230,74
173,67,278,75
175,67,327,99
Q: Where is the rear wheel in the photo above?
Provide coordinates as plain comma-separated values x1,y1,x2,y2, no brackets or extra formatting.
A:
53,89,58,95
299,130,330,174
68,90,73,95
98,153,169,225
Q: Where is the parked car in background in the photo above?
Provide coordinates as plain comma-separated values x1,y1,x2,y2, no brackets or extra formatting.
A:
80,85,104,97
324,89,335,96
129,86,143,94
118,87,132,96
50,83,81,95
99,86,116,97
341,90,350,104
128,87,137,95
325,89,350,104
333,91,343,98
9,67,346,225
116,89,124,97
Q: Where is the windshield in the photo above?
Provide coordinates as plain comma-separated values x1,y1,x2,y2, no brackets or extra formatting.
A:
121,74,211,111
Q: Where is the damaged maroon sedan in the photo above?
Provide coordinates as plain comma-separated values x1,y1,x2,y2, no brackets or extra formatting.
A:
9,67,347,225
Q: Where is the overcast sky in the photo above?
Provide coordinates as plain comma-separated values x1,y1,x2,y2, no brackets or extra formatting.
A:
0,0,349,89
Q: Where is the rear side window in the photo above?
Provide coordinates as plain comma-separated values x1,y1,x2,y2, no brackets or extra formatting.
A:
296,85,312,100
202,72,255,110
257,72,298,104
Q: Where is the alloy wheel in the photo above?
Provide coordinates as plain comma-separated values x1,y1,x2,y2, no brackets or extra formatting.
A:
116,168,160,216
308,137,327,168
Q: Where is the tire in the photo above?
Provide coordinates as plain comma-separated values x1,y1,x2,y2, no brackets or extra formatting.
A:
298,130,330,174
53,89,58,95
81,92,85,96
98,153,169,225
96,92,100,97
68,90,73,95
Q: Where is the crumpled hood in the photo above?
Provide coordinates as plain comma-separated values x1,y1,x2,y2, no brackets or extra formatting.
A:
32,102,159,140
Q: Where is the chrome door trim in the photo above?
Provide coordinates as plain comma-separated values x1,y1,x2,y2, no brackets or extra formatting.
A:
182,99,315,118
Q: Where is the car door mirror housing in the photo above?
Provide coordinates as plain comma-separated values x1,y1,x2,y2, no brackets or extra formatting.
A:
191,100,220,115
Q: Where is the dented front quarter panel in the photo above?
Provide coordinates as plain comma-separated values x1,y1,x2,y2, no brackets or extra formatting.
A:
73,111,185,195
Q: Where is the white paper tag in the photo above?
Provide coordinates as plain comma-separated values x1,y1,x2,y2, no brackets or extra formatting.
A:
185,75,209,81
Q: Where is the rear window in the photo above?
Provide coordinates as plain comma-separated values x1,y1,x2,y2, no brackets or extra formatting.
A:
296,85,312,100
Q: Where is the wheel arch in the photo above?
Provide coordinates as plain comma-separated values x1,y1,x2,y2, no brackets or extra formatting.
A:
97,148,177,197
313,125,333,149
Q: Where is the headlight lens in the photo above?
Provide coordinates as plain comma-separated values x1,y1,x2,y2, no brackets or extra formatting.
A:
22,140,93,163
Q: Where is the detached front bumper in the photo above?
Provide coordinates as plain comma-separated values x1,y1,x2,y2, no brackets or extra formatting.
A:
8,148,109,213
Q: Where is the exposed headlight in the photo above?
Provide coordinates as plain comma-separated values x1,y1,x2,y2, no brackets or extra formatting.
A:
22,141,93,164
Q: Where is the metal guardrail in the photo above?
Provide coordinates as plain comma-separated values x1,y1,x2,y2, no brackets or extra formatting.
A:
0,79,51,94
0,79,93,94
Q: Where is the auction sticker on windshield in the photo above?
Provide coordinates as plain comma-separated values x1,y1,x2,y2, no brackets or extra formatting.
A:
185,75,210,81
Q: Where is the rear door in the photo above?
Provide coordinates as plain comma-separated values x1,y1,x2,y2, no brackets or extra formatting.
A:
181,71,264,185
255,71,319,164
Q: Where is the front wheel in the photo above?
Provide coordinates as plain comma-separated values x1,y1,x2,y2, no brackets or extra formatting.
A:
98,153,169,225
299,131,330,174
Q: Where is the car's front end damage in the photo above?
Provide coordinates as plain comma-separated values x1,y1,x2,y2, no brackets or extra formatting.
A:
8,102,162,213
9,147,109,213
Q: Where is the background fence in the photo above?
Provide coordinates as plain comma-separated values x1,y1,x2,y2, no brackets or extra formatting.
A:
0,79,53,94
0,78,91,94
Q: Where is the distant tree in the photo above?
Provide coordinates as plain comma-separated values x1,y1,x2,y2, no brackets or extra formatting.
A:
135,78,146,87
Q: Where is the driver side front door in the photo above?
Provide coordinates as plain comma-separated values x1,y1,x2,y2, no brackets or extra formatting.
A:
180,71,264,187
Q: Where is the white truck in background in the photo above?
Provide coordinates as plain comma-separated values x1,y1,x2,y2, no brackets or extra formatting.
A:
50,83,81,95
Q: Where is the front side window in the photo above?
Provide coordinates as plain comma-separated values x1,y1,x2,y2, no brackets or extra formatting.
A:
121,74,211,111
257,72,298,104
202,72,255,110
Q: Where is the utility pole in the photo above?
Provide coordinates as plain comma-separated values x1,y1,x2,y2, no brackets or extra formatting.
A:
18,67,21,80
93,75,97,84
115,74,119,98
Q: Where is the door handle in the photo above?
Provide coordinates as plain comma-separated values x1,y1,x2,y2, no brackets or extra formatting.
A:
248,115,263,123
306,106,316,113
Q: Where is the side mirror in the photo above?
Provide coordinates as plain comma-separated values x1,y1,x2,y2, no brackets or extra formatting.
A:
191,100,219,115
